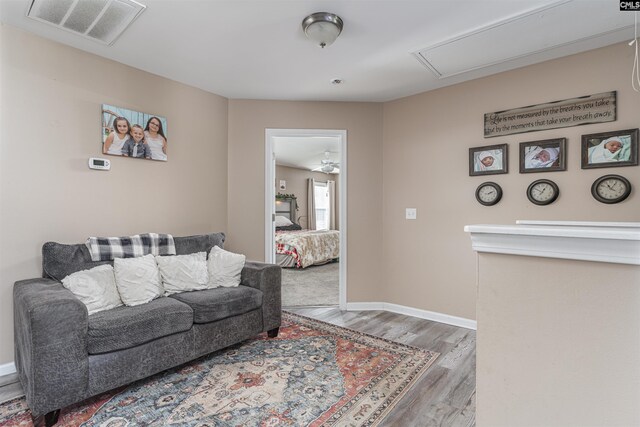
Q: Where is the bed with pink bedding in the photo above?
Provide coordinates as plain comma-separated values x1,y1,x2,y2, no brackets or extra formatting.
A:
275,229,340,268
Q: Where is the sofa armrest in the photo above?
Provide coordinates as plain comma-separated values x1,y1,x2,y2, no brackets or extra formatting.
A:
14,278,89,417
241,261,281,332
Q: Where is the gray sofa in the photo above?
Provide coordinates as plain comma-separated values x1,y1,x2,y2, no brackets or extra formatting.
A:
13,233,281,426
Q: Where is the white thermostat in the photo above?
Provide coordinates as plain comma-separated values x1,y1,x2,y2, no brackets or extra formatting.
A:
88,157,110,170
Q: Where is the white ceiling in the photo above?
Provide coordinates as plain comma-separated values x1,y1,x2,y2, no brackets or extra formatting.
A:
0,0,634,102
274,136,340,173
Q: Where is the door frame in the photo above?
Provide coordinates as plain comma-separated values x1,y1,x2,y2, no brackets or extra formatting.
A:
264,128,347,309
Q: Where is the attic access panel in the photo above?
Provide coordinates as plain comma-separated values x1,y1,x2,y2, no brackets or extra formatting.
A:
413,1,632,78
26,0,146,45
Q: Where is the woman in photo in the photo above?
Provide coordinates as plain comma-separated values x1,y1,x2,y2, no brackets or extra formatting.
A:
144,116,168,161
103,117,131,156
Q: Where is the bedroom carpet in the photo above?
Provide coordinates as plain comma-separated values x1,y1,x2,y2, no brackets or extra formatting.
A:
0,312,439,427
281,261,339,307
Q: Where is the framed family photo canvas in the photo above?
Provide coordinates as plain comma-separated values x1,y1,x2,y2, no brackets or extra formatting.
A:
469,144,508,176
101,104,168,161
519,138,566,173
581,128,638,169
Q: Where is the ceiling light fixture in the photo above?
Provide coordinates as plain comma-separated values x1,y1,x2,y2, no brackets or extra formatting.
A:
302,12,343,48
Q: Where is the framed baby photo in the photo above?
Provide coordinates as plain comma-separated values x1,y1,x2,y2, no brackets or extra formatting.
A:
101,104,168,162
519,138,566,173
469,144,508,176
581,128,638,169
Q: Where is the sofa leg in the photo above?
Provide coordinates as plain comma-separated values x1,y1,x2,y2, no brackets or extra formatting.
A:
267,327,279,338
33,409,61,427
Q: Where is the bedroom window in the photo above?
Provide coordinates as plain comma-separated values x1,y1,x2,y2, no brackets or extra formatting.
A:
314,181,330,230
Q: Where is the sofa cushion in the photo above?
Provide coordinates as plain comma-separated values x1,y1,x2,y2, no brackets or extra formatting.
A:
87,297,193,354
174,233,225,257
43,233,226,281
42,241,111,282
169,286,262,324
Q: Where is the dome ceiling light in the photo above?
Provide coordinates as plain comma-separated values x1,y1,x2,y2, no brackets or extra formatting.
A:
302,12,343,48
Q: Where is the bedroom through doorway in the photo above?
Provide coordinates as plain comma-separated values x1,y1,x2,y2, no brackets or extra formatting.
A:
265,129,347,309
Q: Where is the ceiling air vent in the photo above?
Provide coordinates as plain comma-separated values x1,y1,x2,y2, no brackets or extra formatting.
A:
26,0,146,45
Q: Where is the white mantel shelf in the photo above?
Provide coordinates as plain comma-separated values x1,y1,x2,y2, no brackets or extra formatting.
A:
464,220,640,266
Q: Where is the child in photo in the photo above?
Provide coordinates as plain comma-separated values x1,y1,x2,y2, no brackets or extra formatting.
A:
474,150,502,171
122,124,151,159
144,116,168,161
588,136,630,163
103,117,131,156
524,146,559,168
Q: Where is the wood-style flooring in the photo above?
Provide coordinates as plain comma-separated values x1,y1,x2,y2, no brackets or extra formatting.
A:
289,307,476,427
0,308,476,426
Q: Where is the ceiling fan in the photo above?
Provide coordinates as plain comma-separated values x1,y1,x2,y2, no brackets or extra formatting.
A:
312,151,340,173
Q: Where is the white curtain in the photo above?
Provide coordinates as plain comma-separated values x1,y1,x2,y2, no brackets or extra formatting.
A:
328,180,336,230
307,178,316,230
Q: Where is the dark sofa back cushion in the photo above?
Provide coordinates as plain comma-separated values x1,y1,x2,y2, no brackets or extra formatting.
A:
42,233,225,281
174,233,225,256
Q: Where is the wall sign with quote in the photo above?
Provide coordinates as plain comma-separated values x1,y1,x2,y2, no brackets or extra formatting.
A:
484,91,616,138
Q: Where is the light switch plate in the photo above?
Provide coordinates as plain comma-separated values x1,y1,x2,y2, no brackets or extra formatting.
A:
406,208,417,220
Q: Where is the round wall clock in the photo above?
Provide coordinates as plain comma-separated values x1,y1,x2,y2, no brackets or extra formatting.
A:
475,182,503,206
591,174,631,204
527,179,559,205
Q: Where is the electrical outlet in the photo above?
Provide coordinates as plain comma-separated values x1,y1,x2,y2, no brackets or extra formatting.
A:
406,208,417,220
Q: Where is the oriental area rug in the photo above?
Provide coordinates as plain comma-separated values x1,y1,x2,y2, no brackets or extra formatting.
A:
0,312,439,427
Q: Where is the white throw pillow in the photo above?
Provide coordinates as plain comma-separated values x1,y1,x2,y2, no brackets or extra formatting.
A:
208,246,246,288
62,265,123,315
156,252,209,295
275,215,293,227
114,254,164,306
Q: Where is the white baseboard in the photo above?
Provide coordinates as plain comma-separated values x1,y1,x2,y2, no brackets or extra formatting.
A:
346,302,477,330
0,362,16,376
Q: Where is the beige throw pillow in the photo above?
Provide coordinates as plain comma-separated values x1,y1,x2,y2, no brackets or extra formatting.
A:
156,252,209,295
114,254,164,306
62,264,123,315
208,246,246,288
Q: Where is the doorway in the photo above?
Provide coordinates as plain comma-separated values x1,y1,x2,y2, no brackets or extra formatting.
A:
265,129,347,309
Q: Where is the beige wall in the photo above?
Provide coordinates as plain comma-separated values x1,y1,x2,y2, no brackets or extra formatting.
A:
275,165,339,230
227,100,383,302
382,42,640,320
3,24,639,368
477,253,640,426
0,25,229,364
